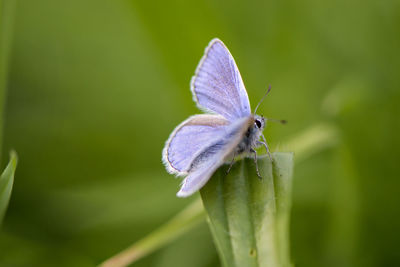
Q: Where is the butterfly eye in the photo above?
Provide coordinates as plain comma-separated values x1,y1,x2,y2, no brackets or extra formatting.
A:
255,119,262,128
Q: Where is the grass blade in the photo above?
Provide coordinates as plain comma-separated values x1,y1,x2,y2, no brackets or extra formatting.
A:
0,151,17,224
98,198,204,267
272,153,294,267
200,153,294,267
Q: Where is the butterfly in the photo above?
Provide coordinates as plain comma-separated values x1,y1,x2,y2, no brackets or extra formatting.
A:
162,38,282,197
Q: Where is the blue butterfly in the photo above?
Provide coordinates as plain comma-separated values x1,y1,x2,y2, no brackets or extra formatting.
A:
163,38,280,197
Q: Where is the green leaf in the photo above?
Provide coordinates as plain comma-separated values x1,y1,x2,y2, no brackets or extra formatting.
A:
272,153,294,267
200,153,294,267
0,151,18,224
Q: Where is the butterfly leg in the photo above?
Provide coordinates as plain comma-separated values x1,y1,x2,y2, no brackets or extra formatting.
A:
250,148,262,179
226,152,236,175
258,134,272,161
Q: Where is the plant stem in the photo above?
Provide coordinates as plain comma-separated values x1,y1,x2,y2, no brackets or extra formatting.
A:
98,198,204,267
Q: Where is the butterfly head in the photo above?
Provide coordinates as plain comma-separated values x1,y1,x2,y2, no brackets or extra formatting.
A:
254,114,266,131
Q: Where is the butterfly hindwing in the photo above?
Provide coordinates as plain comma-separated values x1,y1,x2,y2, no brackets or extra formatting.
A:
162,114,230,175
176,117,253,197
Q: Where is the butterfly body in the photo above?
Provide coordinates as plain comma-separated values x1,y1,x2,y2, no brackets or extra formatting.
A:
235,115,265,155
162,38,272,197
188,114,264,172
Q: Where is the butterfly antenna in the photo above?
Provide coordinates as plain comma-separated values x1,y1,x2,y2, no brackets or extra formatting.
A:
254,85,271,114
265,118,287,124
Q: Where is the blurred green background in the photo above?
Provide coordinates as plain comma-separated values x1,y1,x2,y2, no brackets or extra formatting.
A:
0,0,399,266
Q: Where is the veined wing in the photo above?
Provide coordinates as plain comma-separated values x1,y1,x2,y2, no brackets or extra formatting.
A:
177,116,253,197
191,38,251,121
162,114,230,176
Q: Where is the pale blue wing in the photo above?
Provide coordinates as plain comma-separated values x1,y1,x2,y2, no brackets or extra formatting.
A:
162,114,230,175
177,117,253,197
191,38,251,121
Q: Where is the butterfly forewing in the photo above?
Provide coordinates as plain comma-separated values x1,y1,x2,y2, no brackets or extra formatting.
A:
191,38,251,121
177,117,253,197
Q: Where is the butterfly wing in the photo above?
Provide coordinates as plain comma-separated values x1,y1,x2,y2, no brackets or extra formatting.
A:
191,38,251,121
162,114,231,176
176,116,253,197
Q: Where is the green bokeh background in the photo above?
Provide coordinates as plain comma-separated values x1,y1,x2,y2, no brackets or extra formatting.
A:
1,0,399,266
